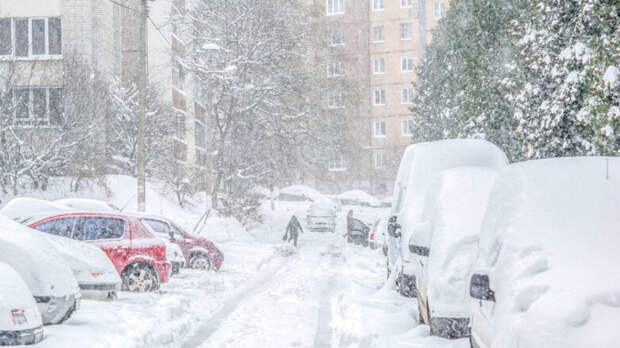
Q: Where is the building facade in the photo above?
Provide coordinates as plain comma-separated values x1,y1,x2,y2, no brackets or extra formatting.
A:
310,0,447,196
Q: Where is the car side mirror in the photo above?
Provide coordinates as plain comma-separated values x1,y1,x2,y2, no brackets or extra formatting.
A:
470,274,495,302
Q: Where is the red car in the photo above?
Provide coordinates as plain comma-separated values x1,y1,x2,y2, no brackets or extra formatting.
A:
26,212,171,292
130,213,223,271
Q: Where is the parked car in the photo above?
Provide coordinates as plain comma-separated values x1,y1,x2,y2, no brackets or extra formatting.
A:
25,212,171,292
389,139,507,298
414,167,498,338
0,263,45,345
0,216,80,325
337,190,381,207
469,157,620,348
130,213,224,271
2,198,123,299
306,199,336,232
277,185,326,202
346,218,370,247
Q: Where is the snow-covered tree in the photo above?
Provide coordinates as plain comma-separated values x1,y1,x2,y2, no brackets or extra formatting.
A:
507,0,619,158
0,54,105,194
179,0,343,220
409,0,525,159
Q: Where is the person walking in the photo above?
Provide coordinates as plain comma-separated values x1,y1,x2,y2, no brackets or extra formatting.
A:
282,215,304,247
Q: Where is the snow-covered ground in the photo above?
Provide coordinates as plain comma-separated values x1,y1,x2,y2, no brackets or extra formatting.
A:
1,177,465,348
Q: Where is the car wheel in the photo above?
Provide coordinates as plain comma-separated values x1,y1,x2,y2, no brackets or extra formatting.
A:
190,254,213,271
122,263,159,292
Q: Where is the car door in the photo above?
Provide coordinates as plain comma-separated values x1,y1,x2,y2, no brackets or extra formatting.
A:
74,216,128,272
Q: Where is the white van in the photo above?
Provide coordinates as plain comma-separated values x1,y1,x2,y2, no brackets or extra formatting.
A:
469,157,620,348
414,167,498,338
391,139,507,297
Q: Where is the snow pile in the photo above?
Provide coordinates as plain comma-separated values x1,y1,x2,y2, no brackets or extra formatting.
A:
476,157,620,348
337,190,382,207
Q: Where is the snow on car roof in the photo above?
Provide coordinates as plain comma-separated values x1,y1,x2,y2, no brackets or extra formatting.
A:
424,167,498,316
337,190,381,207
398,139,508,245
478,157,620,348
54,198,119,213
1,197,76,222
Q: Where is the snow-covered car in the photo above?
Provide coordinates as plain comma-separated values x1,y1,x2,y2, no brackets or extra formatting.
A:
0,215,80,325
469,157,620,348
277,185,326,202
391,139,507,297
131,213,224,271
414,167,498,338
306,199,336,232
337,190,381,207
2,198,122,300
0,263,45,345
54,198,121,213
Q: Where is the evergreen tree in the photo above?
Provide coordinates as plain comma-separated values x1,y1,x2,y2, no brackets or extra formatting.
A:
507,0,619,158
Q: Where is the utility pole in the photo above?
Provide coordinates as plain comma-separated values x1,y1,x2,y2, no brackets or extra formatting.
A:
137,0,149,212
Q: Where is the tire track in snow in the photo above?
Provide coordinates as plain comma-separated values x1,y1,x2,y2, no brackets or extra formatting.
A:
181,251,291,348
313,242,344,348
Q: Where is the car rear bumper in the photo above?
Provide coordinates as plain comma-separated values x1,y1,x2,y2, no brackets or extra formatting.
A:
35,294,80,325
154,261,171,284
79,283,121,301
0,325,44,345
429,317,470,339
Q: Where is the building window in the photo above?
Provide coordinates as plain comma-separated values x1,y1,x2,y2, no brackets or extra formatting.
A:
400,23,413,40
327,0,344,15
434,2,446,19
401,87,414,104
373,0,384,11
327,90,345,109
374,121,386,138
328,28,345,46
373,26,384,42
402,119,414,136
374,89,386,106
401,0,413,8
373,57,385,74
5,87,63,127
0,17,62,58
375,152,387,169
327,60,345,77
328,154,346,171
401,56,414,72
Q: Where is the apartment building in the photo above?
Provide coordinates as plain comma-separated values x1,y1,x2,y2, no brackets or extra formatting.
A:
309,0,447,195
122,0,207,174
0,0,120,127
368,0,447,193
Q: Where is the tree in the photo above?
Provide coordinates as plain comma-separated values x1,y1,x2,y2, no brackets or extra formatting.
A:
507,0,619,158
0,53,105,195
180,0,341,221
409,0,525,159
